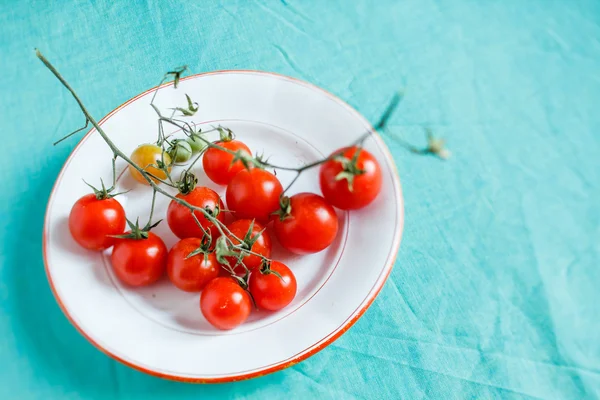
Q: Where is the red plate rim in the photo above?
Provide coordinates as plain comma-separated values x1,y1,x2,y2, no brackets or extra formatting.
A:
42,70,404,383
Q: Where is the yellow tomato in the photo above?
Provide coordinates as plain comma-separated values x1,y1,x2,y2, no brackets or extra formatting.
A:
129,144,172,184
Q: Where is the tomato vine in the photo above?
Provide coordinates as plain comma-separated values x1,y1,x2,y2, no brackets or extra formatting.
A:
36,49,449,276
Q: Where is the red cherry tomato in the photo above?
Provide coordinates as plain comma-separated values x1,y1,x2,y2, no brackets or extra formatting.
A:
200,277,252,330
319,146,382,210
167,238,220,292
167,187,225,240
111,232,168,286
226,168,283,223
222,219,271,271
68,194,126,251
249,261,297,311
202,140,252,185
272,192,338,254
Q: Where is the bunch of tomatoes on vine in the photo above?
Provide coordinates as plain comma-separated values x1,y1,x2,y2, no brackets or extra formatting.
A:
38,50,447,331
69,117,383,330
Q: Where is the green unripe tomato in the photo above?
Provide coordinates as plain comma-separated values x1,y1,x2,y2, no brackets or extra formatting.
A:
168,140,193,163
187,133,208,154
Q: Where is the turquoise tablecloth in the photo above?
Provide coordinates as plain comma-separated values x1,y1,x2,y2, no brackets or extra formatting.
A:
1,1,599,398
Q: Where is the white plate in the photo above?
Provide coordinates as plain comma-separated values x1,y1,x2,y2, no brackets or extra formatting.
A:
43,71,404,382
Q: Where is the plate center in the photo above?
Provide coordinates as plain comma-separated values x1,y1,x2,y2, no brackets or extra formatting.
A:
102,119,349,335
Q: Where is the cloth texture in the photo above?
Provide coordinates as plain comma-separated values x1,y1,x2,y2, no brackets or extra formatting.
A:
0,1,599,399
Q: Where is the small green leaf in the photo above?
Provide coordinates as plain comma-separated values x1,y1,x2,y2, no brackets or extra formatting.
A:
170,94,198,117
171,107,195,116
269,270,283,280
185,247,205,259
273,196,292,221
335,171,356,191
115,218,149,240
424,128,451,160
331,149,366,192
167,65,188,89
125,218,137,231
145,219,163,231
257,260,283,280
82,178,114,200
185,94,198,112
231,274,248,290
247,228,266,248
231,149,255,171
107,189,131,198
215,236,238,266
242,220,256,243
177,170,198,195
216,126,234,141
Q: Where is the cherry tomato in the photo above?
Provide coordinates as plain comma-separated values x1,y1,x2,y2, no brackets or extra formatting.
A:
167,238,219,292
223,219,271,271
129,144,172,184
168,139,193,163
186,132,207,154
226,168,283,223
249,261,297,311
111,232,168,286
319,146,382,210
167,187,225,240
69,194,126,251
202,140,252,185
272,192,338,254
200,277,252,330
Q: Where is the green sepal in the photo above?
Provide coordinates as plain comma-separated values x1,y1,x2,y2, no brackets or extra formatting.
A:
216,126,234,142
82,178,118,200
185,94,198,112
214,236,239,267
424,128,451,159
231,150,254,171
177,171,198,195
110,218,150,240
243,220,267,249
231,270,250,290
332,149,366,192
258,259,283,280
143,219,163,232
273,196,292,222
171,93,198,116
166,65,188,89
185,234,213,259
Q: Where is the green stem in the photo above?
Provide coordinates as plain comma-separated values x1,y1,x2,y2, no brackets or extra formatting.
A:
110,155,117,190
36,50,235,242
145,189,157,229
54,120,89,146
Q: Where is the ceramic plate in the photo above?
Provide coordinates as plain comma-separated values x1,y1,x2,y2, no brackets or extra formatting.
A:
43,71,404,382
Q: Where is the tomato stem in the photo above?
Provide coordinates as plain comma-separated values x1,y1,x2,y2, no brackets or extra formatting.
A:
53,119,90,146
109,155,117,191
143,189,158,231
36,50,232,241
39,50,272,278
